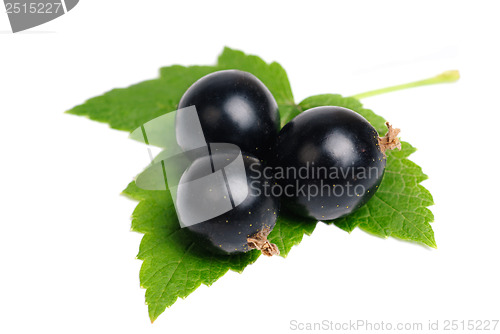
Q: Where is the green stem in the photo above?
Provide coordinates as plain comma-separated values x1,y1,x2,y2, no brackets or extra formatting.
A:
351,70,460,100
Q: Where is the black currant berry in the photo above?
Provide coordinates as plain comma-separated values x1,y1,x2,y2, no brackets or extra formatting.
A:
176,149,280,256
176,70,280,160
270,106,400,221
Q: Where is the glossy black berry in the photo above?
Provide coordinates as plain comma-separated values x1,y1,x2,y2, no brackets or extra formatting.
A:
176,150,280,255
270,106,392,221
176,70,280,160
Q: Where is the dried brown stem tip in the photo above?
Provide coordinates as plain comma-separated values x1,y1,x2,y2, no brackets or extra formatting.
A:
247,228,280,257
378,122,401,154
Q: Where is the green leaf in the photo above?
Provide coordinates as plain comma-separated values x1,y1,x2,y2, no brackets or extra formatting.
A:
67,47,298,131
278,104,302,128
123,181,315,322
67,47,436,321
122,182,260,322
334,142,436,247
268,212,317,257
67,66,217,132
298,94,436,248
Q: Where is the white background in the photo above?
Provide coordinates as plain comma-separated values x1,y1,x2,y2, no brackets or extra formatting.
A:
1,1,499,333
